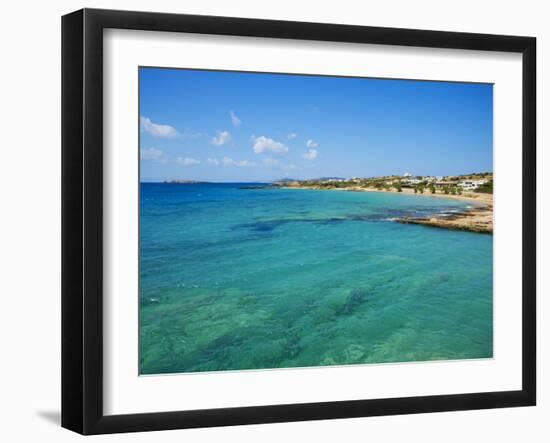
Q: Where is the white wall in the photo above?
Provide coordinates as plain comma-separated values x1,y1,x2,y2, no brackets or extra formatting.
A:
0,0,546,441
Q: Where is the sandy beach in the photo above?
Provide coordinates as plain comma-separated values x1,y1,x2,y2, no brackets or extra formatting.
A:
281,184,493,234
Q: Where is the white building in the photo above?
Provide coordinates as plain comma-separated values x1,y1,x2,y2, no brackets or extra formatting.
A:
458,179,487,191
402,176,422,185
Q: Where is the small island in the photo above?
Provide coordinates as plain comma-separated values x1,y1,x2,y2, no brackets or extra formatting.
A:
163,179,208,184
277,172,493,234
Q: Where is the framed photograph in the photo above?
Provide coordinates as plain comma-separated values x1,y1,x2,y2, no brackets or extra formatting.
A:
61,8,536,435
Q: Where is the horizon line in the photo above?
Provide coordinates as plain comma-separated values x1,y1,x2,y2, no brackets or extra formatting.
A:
140,171,494,184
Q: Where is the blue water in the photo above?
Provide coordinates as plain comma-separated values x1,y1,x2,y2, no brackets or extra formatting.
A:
139,183,493,374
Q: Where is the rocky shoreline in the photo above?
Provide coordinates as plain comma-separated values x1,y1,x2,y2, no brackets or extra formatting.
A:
280,184,493,234
395,206,493,234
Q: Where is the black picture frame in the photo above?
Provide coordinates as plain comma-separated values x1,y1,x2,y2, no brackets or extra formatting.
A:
62,8,536,435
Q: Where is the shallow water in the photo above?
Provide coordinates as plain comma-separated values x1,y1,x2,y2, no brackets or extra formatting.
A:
139,183,493,374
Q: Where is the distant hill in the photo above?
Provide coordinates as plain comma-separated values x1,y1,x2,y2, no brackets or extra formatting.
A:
274,178,299,183
276,177,346,183
163,180,209,184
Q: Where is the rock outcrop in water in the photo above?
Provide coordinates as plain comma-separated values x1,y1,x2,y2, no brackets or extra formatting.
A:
395,205,493,234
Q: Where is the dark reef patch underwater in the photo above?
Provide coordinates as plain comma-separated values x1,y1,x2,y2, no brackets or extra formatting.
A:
139,183,493,374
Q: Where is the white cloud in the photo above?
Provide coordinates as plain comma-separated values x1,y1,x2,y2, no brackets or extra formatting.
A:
210,130,231,146
303,149,318,160
176,157,200,166
140,147,163,161
287,133,297,139
230,110,241,127
222,157,255,167
207,158,220,165
140,116,179,138
252,136,289,155
306,139,319,148
263,158,280,167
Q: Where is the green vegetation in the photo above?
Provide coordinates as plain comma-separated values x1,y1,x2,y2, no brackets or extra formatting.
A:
475,180,493,194
277,172,494,197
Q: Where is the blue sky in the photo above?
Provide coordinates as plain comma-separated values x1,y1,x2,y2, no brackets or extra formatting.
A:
139,67,493,182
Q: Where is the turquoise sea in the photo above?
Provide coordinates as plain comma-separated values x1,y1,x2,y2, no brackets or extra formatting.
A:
139,183,493,375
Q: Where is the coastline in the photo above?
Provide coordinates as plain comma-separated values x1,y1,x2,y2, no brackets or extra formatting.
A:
280,185,493,234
